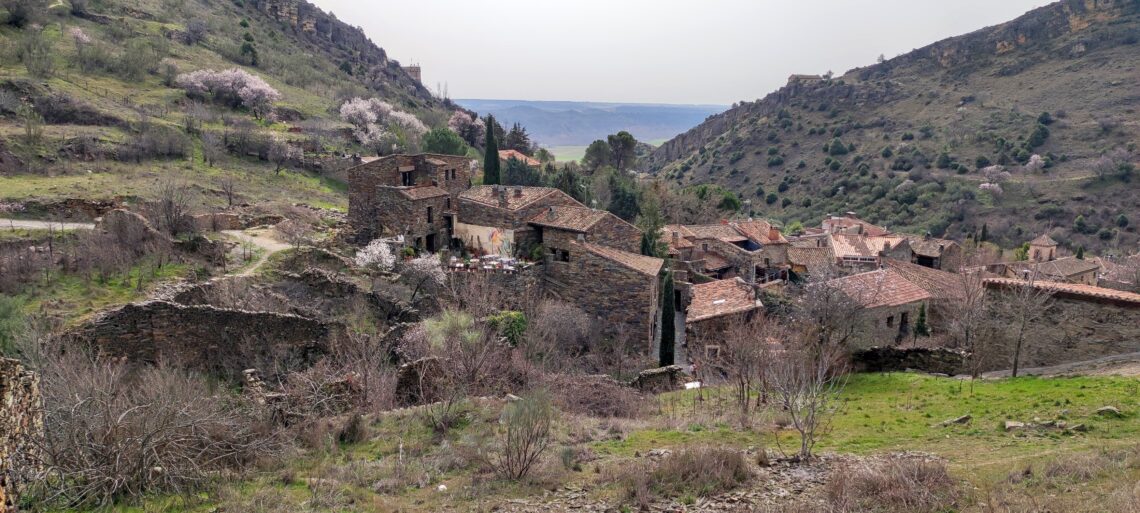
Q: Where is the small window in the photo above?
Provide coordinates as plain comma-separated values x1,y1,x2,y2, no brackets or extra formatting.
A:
427,206,433,223
886,315,894,328
705,345,721,359
702,243,709,252
445,198,451,209
560,250,570,262
764,258,771,267
401,171,414,187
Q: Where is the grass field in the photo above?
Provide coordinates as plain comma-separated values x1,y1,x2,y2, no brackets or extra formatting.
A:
60,372,1140,512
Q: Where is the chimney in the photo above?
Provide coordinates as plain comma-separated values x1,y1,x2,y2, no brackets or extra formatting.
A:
352,154,362,165
855,224,864,235
514,187,524,198
547,206,556,220
845,211,857,219
769,227,780,241
924,232,932,241
672,231,680,245
497,186,508,208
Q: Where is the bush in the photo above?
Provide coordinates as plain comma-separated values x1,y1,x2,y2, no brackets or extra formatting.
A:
493,389,555,480
827,458,959,513
622,447,750,505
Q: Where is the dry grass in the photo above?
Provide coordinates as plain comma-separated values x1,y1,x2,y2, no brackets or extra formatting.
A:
827,457,959,513
619,446,751,507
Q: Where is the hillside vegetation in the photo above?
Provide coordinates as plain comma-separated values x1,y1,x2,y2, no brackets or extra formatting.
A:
647,0,1140,252
0,0,448,211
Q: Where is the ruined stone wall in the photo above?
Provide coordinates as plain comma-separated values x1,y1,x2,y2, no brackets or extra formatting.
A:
545,251,660,352
851,302,925,350
71,301,330,378
459,192,583,232
1,359,42,512
852,347,968,375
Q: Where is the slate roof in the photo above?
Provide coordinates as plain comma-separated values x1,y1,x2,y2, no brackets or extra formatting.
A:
685,224,748,242
788,246,836,276
906,236,957,258
883,260,967,301
460,186,579,211
984,278,1140,305
688,278,762,322
829,234,906,260
397,185,450,200
580,242,664,276
1032,257,1101,278
1030,234,1059,247
825,269,931,309
528,205,612,232
662,225,696,252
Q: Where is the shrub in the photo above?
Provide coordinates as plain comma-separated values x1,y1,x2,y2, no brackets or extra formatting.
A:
17,26,54,78
767,155,784,167
622,447,750,505
493,389,555,480
827,458,959,513
3,0,46,27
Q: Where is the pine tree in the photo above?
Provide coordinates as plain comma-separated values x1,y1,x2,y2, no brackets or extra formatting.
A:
482,115,501,185
659,270,676,367
914,303,930,340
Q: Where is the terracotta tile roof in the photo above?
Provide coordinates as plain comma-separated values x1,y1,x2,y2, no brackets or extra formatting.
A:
825,269,931,309
789,235,828,248
1030,234,1059,247
829,234,906,260
662,226,695,251
397,185,450,200
528,205,611,232
732,220,788,245
883,260,968,301
579,242,664,276
702,252,733,271
688,278,762,322
460,186,580,211
984,278,1140,305
823,215,891,237
788,246,835,276
498,149,541,167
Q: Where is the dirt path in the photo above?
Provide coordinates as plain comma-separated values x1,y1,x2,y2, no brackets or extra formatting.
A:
982,351,1140,379
221,228,291,276
0,219,95,231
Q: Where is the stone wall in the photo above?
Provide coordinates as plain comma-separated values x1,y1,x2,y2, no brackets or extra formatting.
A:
851,347,968,375
459,190,582,232
348,154,472,242
374,188,449,250
1,358,42,512
996,293,1140,369
70,301,331,378
545,249,660,352
851,302,924,350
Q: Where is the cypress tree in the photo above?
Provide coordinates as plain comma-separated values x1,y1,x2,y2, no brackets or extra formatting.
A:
1076,246,1085,259
980,223,989,242
659,270,676,367
482,115,501,185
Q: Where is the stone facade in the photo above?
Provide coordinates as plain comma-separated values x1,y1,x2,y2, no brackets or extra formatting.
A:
374,186,451,252
537,213,642,257
1,359,42,512
457,187,583,256
70,301,330,378
544,242,663,351
852,347,968,375
348,154,473,243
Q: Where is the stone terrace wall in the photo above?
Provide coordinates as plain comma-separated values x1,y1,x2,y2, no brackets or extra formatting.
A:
852,347,968,375
1014,295,1140,369
71,301,330,377
1,358,42,512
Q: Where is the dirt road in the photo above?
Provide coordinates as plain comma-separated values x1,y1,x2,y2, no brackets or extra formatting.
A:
0,219,95,231
221,228,292,276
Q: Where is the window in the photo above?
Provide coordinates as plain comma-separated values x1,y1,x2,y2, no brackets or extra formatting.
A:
886,315,894,327
445,198,451,210
764,258,771,267
560,250,570,262
702,243,709,252
705,345,721,359
401,171,414,187
426,206,433,223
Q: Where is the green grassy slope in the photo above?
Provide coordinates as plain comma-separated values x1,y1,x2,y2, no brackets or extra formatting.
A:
0,0,450,211
647,0,1140,253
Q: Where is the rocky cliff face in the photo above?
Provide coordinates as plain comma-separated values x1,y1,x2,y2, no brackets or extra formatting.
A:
0,359,43,512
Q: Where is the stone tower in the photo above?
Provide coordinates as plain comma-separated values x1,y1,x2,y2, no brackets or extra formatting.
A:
402,65,422,84
1028,234,1058,262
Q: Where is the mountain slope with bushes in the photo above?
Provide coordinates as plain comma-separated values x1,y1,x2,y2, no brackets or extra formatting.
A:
647,0,1140,252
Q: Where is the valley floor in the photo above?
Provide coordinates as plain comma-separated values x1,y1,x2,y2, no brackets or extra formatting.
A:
66,372,1140,513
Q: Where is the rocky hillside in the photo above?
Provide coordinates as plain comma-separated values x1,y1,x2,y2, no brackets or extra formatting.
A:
0,0,450,211
647,0,1140,252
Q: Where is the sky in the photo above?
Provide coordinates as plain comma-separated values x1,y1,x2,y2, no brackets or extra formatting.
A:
309,0,1050,105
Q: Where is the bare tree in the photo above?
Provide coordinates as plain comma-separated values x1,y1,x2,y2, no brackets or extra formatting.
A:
944,271,998,378
202,131,225,167
699,314,784,425
154,179,194,236
219,173,237,208
993,275,1054,377
492,389,555,480
766,331,848,461
268,137,302,175
796,273,867,350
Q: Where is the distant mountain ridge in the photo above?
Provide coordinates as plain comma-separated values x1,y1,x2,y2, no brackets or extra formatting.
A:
456,99,725,146
645,0,1140,252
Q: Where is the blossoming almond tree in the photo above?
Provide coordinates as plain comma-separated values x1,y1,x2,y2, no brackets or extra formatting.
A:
174,68,281,119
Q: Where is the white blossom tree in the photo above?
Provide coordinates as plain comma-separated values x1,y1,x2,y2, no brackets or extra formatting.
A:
354,239,396,272
174,68,280,119
402,254,446,303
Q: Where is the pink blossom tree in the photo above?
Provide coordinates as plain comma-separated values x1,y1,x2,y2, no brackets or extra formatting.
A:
174,68,280,119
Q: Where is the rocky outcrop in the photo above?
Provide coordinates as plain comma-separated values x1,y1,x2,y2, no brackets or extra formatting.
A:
629,365,686,394
1,359,43,512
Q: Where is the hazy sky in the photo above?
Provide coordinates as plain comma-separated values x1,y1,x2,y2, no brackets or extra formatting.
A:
309,0,1049,105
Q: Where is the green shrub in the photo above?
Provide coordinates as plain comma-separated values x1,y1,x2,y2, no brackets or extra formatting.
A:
487,311,527,347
